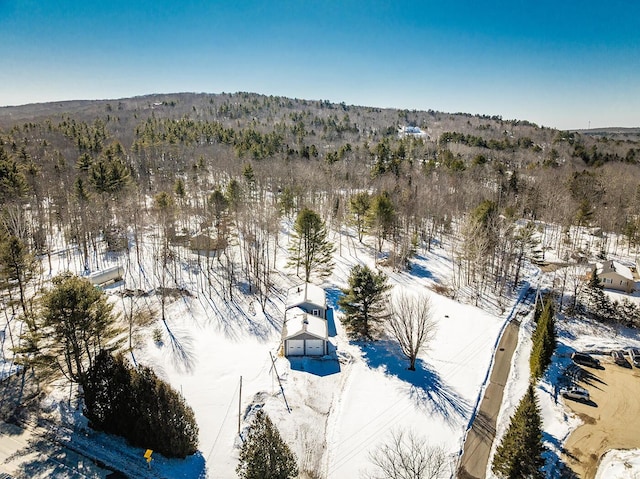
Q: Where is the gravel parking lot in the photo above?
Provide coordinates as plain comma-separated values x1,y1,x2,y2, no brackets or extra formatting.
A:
562,355,640,478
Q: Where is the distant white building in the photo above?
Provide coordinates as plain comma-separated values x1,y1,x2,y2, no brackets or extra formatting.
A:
398,126,428,139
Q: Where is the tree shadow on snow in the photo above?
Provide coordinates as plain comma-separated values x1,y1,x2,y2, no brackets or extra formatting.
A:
325,287,342,310
542,432,580,479
407,255,433,280
162,322,197,374
359,340,471,424
324,288,341,337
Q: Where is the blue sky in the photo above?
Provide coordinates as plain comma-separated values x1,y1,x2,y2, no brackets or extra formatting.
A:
1,0,638,129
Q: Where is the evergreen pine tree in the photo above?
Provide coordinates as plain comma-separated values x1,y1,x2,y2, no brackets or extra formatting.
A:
367,191,395,254
338,265,391,340
492,384,545,479
348,191,371,242
236,410,298,479
287,207,335,282
582,268,613,321
530,298,556,380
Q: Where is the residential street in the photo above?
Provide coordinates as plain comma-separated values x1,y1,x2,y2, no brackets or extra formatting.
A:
458,319,521,479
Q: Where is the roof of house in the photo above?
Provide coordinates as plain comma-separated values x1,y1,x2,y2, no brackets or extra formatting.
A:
285,283,327,310
595,261,634,281
283,308,327,340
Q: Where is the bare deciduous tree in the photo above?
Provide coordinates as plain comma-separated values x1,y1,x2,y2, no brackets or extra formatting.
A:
387,291,436,371
365,430,449,479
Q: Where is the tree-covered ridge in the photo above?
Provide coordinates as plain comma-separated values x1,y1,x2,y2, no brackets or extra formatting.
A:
1,91,640,310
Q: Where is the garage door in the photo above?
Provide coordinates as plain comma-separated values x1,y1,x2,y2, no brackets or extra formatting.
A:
305,339,325,356
287,340,304,356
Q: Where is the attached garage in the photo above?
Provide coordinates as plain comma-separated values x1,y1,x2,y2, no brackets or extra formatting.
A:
283,308,328,357
286,340,305,356
305,339,325,356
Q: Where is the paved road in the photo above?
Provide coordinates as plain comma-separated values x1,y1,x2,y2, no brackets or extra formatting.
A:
457,319,521,479
0,419,110,478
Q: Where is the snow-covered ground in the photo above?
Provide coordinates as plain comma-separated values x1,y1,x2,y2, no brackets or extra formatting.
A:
596,450,640,479
123,230,511,478
10,221,640,478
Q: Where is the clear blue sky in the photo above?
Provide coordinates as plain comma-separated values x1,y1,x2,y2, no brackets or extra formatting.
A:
1,0,639,130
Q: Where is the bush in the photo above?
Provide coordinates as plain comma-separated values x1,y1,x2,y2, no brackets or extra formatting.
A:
83,350,198,458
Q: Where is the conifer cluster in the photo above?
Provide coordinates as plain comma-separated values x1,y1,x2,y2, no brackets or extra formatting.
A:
236,410,298,479
83,350,199,458
492,384,545,478
530,297,556,380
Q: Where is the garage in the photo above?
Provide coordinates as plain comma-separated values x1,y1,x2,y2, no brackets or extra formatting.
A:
305,339,325,356
282,308,328,358
286,340,305,356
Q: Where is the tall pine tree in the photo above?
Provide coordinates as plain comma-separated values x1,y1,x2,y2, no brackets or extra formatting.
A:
581,268,613,321
287,207,335,282
492,384,545,479
338,265,391,340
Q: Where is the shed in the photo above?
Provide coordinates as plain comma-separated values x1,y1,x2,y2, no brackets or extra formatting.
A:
88,265,124,286
285,283,327,319
283,308,328,357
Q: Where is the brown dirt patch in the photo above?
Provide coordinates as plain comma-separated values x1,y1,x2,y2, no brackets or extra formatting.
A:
562,358,640,478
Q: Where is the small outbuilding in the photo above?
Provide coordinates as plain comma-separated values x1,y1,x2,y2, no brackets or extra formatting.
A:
285,283,327,319
283,308,328,357
88,265,124,286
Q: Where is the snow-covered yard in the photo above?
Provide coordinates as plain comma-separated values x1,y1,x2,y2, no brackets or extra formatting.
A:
122,232,511,478
9,222,640,478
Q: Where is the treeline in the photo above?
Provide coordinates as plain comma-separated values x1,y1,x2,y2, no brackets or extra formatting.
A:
439,131,539,152
2,93,640,313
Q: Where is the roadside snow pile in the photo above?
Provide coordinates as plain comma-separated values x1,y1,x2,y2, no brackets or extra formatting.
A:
596,450,640,478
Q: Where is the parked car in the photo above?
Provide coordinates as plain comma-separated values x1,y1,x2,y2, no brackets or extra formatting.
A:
571,352,600,368
611,350,629,366
560,386,590,401
628,349,640,368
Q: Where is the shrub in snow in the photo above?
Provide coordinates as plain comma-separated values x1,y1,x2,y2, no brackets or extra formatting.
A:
83,350,198,458
236,409,298,479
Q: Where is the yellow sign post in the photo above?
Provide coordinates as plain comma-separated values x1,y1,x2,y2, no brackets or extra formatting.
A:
144,449,153,468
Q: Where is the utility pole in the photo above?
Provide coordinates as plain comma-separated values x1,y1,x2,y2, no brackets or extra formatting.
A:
238,376,242,436
269,352,291,413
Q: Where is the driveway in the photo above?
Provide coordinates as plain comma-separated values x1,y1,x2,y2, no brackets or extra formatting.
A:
457,319,521,479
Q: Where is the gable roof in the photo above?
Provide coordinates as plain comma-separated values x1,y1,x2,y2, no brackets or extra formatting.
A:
283,308,327,340
595,261,634,281
285,283,327,310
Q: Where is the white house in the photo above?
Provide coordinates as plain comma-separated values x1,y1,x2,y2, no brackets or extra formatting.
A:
398,125,428,139
283,308,328,356
285,283,327,319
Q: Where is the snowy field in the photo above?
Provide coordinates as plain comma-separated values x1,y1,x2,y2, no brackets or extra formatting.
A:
28,224,513,478
130,231,510,478
15,222,640,478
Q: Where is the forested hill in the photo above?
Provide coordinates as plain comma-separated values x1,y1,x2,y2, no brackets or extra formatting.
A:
2,91,640,273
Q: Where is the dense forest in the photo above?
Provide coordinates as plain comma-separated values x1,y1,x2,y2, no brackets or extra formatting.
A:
2,91,640,318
